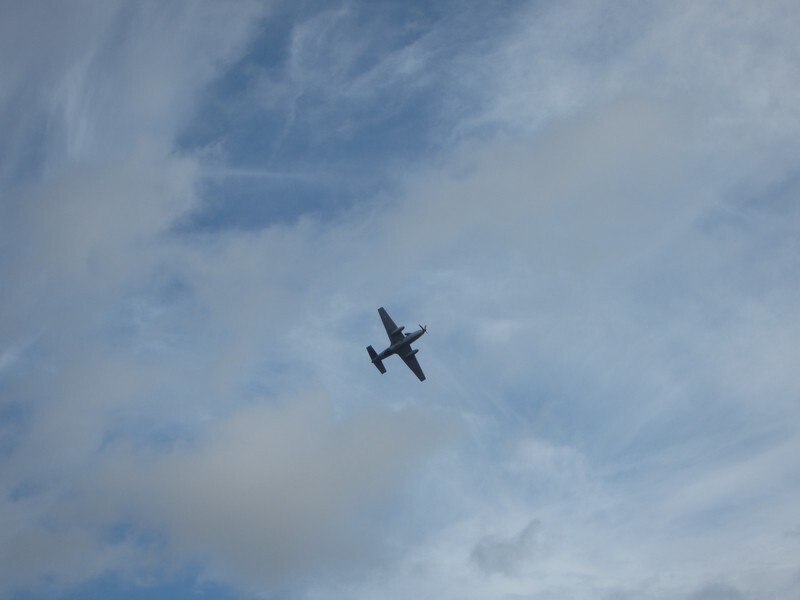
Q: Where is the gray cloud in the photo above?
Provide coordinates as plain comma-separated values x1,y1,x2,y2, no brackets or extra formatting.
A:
471,519,545,576
689,583,747,600
82,394,448,589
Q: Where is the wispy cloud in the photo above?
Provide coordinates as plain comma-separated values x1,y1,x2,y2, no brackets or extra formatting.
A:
2,1,800,599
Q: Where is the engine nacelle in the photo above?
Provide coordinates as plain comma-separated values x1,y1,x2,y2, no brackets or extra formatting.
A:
411,348,419,356
391,326,405,336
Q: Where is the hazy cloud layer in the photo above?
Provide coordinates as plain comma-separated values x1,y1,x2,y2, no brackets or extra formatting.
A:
2,1,800,599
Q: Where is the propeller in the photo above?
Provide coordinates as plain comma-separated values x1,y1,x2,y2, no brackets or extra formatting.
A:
419,324,427,333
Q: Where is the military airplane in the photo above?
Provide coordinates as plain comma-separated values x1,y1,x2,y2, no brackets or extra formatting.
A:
367,307,427,381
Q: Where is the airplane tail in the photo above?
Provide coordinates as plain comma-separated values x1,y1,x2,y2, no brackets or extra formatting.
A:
367,346,386,374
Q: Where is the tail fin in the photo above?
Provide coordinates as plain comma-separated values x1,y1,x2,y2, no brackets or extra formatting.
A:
367,346,386,374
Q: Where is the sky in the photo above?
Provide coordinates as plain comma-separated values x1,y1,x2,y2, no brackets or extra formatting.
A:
1,1,800,599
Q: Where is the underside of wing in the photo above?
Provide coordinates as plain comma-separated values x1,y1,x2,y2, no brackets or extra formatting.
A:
378,307,405,343
400,351,426,381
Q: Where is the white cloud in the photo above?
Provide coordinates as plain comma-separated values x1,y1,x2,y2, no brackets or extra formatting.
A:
472,0,800,143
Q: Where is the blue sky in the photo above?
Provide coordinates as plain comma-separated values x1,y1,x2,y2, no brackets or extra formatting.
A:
2,1,800,599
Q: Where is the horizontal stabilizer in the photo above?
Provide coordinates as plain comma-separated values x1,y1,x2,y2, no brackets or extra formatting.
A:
367,345,386,374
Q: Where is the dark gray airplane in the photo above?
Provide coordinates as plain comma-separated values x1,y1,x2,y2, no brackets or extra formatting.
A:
367,307,427,381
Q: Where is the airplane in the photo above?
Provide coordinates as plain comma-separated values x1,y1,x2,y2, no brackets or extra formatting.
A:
367,307,427,381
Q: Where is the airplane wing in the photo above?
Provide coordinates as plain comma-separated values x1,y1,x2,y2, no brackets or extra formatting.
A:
400,351,426,381
378,307,405,343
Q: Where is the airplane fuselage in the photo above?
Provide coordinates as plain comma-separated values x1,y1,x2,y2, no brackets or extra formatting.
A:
375,328,425,361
